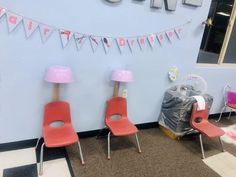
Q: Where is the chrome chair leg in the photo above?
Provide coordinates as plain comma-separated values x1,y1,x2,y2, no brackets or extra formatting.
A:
228,110,232,120
135,133,142,153
39,143,45,176
216,106,226,122
35,137,42,149
107,132,111,160
199,134,205,159
219,137,225,152
78,142,85,165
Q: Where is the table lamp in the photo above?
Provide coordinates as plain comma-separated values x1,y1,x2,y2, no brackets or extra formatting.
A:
111,69,133,97
44,65,74,101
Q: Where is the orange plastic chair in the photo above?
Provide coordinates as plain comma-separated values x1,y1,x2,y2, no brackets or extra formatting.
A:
190,102,225,159
37,101,84,175
105,97,141,159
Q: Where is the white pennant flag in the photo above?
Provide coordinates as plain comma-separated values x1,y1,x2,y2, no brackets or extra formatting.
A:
138,36,146,50
59,29,73,48
127,37,137,53
156,33,165,45
165,29,175,42
39,24,54,43
116,37,126,53
6,12,23,33
23,18,39,38
147,34,156,49
102,37,113,54
90,36,101,52
74,33,87,50
0,7,6,18
175,26,184,39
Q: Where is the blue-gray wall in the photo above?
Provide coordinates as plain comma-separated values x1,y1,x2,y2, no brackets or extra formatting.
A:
0,0,235,143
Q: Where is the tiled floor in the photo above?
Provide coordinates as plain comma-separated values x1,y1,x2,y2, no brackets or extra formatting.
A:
0,141,74,177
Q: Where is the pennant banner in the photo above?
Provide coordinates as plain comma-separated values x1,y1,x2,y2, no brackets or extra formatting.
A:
147,34,156,49
116,37,126,53
138,36,146,50
175,26,184,39
127,37,137,53
23,18,38,38
102,37,113,53
166,30,175,42
39,24,54,43
74,33,86,50
6,12,23,33
60,29,73,48
157,33,165,45
90,36,101,52
0,7,6,18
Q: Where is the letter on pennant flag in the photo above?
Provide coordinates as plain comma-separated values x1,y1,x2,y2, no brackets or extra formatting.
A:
39,24,54,43
23,19,39,38
59,29,73,48
138,36,146,50
74,33,87,50
6,12,23,33
116,37,126,53
0,7,6,18
147,34,156,48
175,26,184,39
157,33,165,45
102,37,113,54
127,37,137,53
165,30,175,42
90,36,101,52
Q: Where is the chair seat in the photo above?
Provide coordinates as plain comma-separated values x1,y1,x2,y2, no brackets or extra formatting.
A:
43,124,78,148
106,118,138,136
194,123,225,138
227,103,236,109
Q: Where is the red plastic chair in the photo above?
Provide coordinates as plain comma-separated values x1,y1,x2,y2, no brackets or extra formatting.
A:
105,97,141,159
37,101,84,175
217,85,236,122
190,102,225,159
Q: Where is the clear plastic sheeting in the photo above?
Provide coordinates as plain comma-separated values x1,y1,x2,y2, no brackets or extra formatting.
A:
158,85,213,136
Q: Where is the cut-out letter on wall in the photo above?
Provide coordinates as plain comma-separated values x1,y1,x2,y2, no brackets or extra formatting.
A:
150,0,163,8
183,0,203,7
164,0,177,11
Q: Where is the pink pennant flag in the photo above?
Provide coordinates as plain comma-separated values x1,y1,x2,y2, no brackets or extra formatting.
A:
175,26,184,39
102,37,113,54
147,34,156,49
138,36,146,50
59,29,73,48
127,37,137,53
23,18,39,38
165,30,175,42
74,33,87,50
116,37,126,53
0,7,6,18
6,12,23,33
39,24,54,43
90,36,101,52
156,33,165,45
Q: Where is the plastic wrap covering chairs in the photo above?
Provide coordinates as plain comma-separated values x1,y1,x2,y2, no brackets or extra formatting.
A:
190,103,225,159
217,85,236,122
36,101,84,175
105,97,141,159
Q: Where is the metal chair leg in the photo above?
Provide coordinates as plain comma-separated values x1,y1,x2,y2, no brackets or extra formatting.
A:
219,137,225,152
216,106,226,122
199,134,205,159
135,133,142,153
227,110,232,120
78,142,85,165
107,132,111,160
39,143,45,176
35,137,42,149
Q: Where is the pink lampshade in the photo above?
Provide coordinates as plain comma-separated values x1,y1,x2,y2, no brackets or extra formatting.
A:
111,70,133,82
44,65,74,83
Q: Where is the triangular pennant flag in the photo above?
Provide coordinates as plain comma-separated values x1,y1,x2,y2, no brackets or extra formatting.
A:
127,37,137,53
0,7,6,18
6,12,23,33
165,29,175,42
102,37,113,54
74,33,87,50
175,26,184,39
89,36,101,52
59,29,73,48
23,18,39,38
147,34,156,49
116,37,126,53
39,24,54,43
138,36,146,50
156,33,165,45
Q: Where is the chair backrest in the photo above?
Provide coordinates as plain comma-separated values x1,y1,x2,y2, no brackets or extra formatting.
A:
105,97,127,122
43,101,71,126
190,102,209,129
